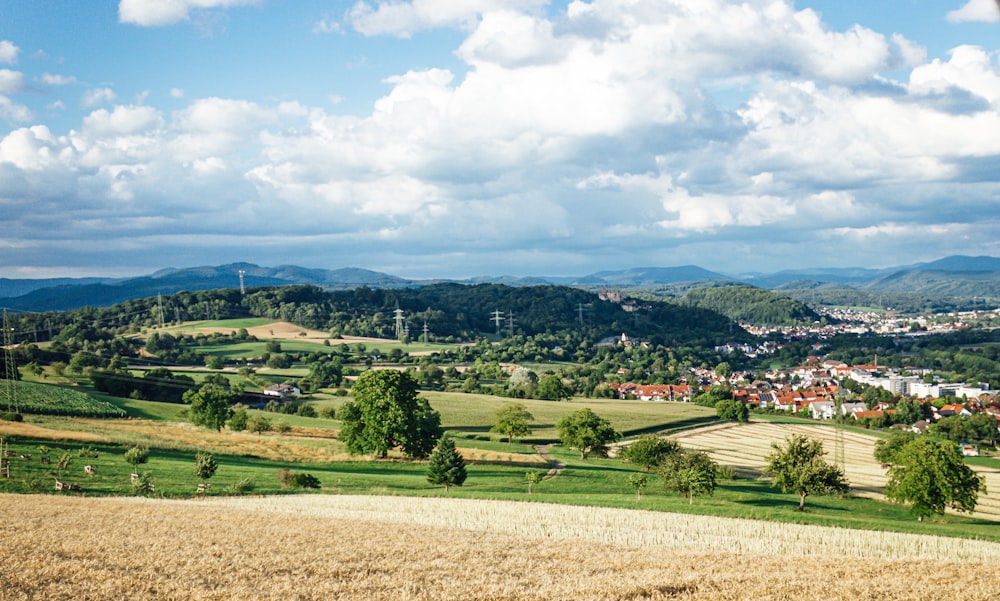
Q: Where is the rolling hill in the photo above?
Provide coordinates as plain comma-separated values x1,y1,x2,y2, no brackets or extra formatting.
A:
1,255,998,313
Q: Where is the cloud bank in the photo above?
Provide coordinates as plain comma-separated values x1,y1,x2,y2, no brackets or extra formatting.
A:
2,0,1000,277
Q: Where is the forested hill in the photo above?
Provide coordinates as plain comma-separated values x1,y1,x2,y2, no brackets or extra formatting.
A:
682,285,822,325
9,284,748,348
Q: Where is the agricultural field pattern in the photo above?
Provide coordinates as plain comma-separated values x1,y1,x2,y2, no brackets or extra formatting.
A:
676,422,1000,521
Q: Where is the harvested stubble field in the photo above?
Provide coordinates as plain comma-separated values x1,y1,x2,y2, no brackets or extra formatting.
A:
5,494,1000,601
675,421,1000,520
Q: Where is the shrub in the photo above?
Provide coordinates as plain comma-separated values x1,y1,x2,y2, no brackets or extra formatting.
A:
227,477,256,495
77,446,99,459
273,421,291,434
276,468,295,490
0,412,23,422
296,403,317,418
130,472,155,496
318,406,336,419
228,406,249,432
248,414,272,435
293,473,321,489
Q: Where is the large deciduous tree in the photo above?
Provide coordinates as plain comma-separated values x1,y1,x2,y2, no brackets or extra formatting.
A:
490,402,534,445
536,375,572,401
339,370,441,459
183,383,235,432
765,435,849,511
659,450,718,504
884,437,985,521
426,435,467,492
620,434,681,471
873,430,917,465
715,399,749,423
555,408,620,460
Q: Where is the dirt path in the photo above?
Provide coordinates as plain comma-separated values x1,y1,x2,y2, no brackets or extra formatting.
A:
535,444,565,479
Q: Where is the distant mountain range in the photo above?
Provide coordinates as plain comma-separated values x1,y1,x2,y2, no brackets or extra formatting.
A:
2,255,999,312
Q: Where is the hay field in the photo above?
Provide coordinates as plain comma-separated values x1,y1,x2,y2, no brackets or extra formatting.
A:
5,493,1000,601
675,422,1000,520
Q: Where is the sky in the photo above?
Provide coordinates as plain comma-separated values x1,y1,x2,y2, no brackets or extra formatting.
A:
1,0,999,280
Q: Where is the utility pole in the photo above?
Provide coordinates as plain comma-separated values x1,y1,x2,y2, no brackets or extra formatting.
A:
157,294,164,328
507,311,516,338
394,308,405,340
490,309,504,335
238,269,246,297
2,309,18,414
422,320,429,344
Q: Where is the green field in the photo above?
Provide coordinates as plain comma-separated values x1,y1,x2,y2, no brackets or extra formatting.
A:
1,433,996,543
3,371,997,543
422,391,717,441
4,381,126,418
168,318,274,331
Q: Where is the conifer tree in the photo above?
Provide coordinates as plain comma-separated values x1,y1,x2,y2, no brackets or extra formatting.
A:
426,435,467,492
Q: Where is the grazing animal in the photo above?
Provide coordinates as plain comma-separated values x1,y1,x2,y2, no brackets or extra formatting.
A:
84,465,96,475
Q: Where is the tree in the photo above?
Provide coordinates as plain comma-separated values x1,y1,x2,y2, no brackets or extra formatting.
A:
536,374,572,401
555,408,620,459
627,473,649,501
339,370,442,459
714,362,732,378
715,399,749,423
525,470,542,494
884,437,985,520
124,446,150,473
182,383,235,431
764,435,849,511
660,450,717,504
194,452,218,485
873,430,917,465
893,397,926,425
228,406,249,431
620,434,680,471
426,435,467,492
490,402,534,445
55,452,71,480
248,413,272,435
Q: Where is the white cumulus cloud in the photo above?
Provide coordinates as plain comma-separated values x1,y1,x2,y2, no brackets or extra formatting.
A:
41,73,78,86
0,96,33,123
348,0,548,37
947,0,1000,23
82,87,118,107
119,0,260,26
0,40,18,64
0,69,25,94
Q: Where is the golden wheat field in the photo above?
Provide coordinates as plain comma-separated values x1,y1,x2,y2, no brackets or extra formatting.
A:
5,493,1000,601
675,421,1000,521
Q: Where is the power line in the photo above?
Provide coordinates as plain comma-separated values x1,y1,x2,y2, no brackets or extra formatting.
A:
3,309,19,414
490,309,504,335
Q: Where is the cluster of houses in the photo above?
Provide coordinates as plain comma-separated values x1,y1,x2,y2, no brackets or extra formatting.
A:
607,359,1000,436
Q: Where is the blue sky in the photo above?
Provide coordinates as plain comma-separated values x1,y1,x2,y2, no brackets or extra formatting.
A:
0,0,998,280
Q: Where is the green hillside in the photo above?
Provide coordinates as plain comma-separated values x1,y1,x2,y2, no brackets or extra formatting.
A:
682,285,822,325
